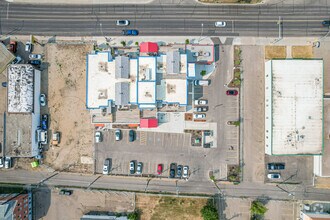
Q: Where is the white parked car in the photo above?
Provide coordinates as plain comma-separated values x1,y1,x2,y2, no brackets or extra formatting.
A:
29,54,42,60
183,166,189,178
0,157,4,168
4,157,12,169
193,113,206,119
115,129,121,141
103,159,110,175
215,21,226,27
116,20,130,26
194,99,208,105
25,41,32,52
193,80,211,86
95,131,102,143
40,94,46,107
40,130,48,145
267,173,281,179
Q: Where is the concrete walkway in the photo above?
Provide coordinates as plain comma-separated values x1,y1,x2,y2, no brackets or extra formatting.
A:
6,0,153,4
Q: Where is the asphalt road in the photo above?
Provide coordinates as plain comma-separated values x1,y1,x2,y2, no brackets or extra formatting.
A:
0,2,330,37
1,169,330,201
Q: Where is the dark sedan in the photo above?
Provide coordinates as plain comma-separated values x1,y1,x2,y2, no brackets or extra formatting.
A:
267,163,285,170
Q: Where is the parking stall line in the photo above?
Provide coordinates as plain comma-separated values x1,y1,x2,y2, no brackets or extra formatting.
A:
140,131,147,145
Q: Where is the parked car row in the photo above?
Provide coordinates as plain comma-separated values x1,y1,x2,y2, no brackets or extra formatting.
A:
0,157,12,169
95,129,136,143
168,163,189,179
267,163,285,180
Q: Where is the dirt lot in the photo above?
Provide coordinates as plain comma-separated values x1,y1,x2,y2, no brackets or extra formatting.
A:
34,188,135,220
44,43,94,172
265,46,287,59
291,45,313,58
136,194,207,220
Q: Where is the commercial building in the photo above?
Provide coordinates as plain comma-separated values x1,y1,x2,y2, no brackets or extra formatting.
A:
5,64,41,157
264,59,323,155
0,193,33,220
0,43,15,74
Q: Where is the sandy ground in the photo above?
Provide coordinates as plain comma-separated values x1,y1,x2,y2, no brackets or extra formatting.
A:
136,194,207,220
34,188,135,220
44,43,94,172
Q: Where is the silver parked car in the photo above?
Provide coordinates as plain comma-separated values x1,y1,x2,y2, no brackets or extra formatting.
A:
40,94,46,107
116,20,130,26
115,129,121,141
29,54,42,60
136,162,143,174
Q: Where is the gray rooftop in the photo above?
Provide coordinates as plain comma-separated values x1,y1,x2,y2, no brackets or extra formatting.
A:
115,56,129,79
166,51,180,74
115,82,129,106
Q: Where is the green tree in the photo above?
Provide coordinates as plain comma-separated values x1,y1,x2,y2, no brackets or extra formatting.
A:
250,201,268,216
200,70,207,76
135,41,139,46
121,41,126,47
201,201,218,220
185,39,190,44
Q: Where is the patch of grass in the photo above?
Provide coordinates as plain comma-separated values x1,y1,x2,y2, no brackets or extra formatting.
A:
265,46,286,59
291,45,313,58
144,196,207,220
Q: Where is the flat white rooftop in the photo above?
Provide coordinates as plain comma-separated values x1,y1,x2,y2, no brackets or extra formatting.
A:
265,59,323,155
87,52,137,108
157,79,187,105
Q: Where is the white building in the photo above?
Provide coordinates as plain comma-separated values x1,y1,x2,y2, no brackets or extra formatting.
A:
86,51,188,110
6,64,41,157
265,59,323,155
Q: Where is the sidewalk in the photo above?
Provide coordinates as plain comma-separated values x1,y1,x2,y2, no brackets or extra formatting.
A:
6,0,153,4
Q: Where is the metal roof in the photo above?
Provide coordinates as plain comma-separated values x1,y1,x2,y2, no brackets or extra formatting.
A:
7,65,34,113
166,51,180,74
115,82,129,106
115,56,129,79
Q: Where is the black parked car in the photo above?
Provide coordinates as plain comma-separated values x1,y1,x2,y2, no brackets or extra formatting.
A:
322,20,330,27
129,130,135,142
28,60,41,66
177,165,183,178
267,163,285,170
59,189,73,196
169,163,176,178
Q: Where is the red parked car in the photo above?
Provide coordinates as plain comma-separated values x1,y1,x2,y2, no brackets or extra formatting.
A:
8,41,17,53
157,164,163,175
226,90,238,96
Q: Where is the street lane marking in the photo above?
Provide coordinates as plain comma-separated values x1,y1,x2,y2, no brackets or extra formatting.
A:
140,131,147,145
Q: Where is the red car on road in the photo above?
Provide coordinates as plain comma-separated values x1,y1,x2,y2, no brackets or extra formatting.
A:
226,90,238,96
157,164,163,175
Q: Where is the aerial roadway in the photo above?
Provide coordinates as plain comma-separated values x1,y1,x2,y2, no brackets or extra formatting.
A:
0,1,329,37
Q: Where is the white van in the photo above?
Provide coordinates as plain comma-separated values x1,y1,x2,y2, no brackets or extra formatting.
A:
37,129,48,145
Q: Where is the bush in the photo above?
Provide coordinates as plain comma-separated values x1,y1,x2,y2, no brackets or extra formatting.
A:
201,201,218,220
185,39,190,44
200,70,207,76
250,201,268,216
121,41,126,47
128,211,139,220
135,42,139,46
